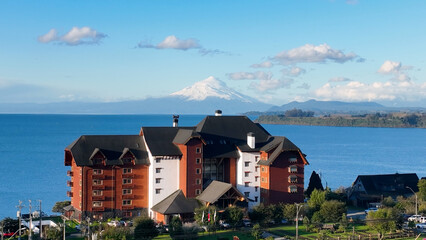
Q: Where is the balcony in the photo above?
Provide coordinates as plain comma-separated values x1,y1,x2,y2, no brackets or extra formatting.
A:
93,195,105,201
92,206,105,212
122,205,134,210
67,181,73,187
122,173,135,178
122,194,135,199
92,174,105,179
67,170,73,177
92,185,105,190
122,183,135,188
67,191,73,197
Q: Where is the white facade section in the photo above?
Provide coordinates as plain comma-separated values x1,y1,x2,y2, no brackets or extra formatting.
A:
236,151,260,209
247,133,255,149
143,137,180,218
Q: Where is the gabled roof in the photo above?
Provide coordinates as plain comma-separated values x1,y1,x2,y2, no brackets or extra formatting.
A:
196,116,271,143
258,136,308,166
141,127,186,156
354,173,419,196
151,190,200,214
173,128,202,145
66,135,149,166
197,180,245,204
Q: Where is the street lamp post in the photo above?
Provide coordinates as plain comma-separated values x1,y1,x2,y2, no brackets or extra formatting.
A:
406,186,418,216
295,203,303,240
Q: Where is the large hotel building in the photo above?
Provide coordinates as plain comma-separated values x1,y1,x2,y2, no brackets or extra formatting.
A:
64,112,308,221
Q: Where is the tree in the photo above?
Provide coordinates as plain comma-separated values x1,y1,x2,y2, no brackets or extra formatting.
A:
169,216,184,239
319,200,346,223
133,217,158,240
51,201,71,214
224,206,244,229
249,204,268,226
339,213,348,232
251,223,263,240
282,204,296,223
381,196,396,208
418,179,426,201
306,171,324,197
0,217,19,234
102,227,132,240
267,204,284,224
194,205,218,227
366,208,397,240
308,189,326,211
45,226,62,240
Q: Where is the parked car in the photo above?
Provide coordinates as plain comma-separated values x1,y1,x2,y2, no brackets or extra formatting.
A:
107,220,121,227
365,207,378,214
408,215,423,222
219,220,230,229
242,219,252,227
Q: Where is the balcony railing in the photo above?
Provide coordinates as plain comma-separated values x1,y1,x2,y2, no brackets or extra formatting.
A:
122,173,135,178
67,191,73,197
92,195,105,201
67,181,73,187
92,185,105,190
122,194,135,199
122,183,135,188
122,205,134,210
92,206,105,212
67,170,73,177
92,174,105,179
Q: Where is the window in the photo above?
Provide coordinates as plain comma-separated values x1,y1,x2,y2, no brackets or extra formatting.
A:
156,168,161,173
123,178,132,184
289,165,297,173
155,158,161,163
289,157,297,163
261,167,266,172
155,178,161,184
244,161,250,167
123,168,132,174
155,189,161,194
255,176,259,182
289,175,297,183
196,158,201,164
122,200,132,206
261,177,266,183
196,189,201,195
80,180,82,186
93,190,103,196
244,182,250,187
92,201,102,207
123,189,132,195
244,172,250,177
255,196,258,202
93,179,103,185
255,166,259,172
255,186,259,192
196,168,201,174
93,169,103,175
244,192,250,198
289,185,297,193
196,148,201,153
196,179,201,185
255,156,260,162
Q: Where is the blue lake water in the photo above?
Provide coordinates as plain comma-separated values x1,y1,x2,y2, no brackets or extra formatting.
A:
0,114,425,219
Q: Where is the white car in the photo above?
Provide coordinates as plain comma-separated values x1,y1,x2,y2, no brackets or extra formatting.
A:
365,207,378,214
408,215,422,222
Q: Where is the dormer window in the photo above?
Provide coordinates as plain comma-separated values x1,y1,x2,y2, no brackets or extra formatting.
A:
289,165,297,173
289,157,297,163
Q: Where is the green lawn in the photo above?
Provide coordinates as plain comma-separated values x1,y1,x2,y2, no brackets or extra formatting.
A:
153,230,255,240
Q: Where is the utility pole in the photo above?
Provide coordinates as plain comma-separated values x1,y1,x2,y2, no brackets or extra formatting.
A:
28,200,32,240
1,220,4,240
16,200,24,240
38,200,42,239
295,203,303,240
62,216,66,240
406,186,418,216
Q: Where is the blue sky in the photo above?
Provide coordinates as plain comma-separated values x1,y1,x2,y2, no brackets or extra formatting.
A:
1,0,425,106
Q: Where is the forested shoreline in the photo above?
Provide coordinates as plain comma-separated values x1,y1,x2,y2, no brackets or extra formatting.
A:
255,111,426,128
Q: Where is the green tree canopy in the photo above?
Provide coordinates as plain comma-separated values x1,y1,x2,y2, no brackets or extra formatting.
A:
418,179,426,201
366,208,398,240
319,200,346,223
169,216,184,239
51,201,71,213
133,216,158,240
224,206,244,228
308,189,326,211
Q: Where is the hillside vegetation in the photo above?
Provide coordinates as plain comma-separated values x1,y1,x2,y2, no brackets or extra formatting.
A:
255,110,426,128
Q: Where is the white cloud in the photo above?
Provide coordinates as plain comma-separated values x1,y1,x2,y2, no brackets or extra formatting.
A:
38,27,106,45
37,29,58,43
378,60,401,74
297,83,311,89
228,71,272,80
250,61,273,68
282,67,306,77
250,78,294,92
329,77,352,82
137,35,200,50
273,43,359,65
314,80,426,102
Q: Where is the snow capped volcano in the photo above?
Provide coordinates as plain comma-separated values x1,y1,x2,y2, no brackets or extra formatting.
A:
170,76,253,102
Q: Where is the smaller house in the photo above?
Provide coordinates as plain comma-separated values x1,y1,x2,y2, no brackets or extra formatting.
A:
348,173,419,207
196,180,247,209
151,190,200,224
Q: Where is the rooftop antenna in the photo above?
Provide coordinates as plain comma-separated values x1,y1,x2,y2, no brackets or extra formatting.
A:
16,200,24,240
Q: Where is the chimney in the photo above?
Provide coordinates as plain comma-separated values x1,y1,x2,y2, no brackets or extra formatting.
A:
247,132,255,149
173,115,179,127
215,110,222,116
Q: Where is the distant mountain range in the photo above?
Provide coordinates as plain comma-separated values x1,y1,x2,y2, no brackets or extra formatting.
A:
0,77,272,115
0,77,424,115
